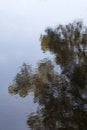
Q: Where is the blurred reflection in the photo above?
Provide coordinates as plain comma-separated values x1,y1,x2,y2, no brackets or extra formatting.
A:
27,61,87,130
41,21,87,69
8,21,87,130
8,63,32,97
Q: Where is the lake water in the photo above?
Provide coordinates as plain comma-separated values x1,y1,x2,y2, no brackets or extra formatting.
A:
0,0,87,130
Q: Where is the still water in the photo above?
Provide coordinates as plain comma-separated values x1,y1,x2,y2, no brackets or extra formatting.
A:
0,0,87,130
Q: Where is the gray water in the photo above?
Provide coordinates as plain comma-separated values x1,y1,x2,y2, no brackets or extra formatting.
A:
0,0,87,130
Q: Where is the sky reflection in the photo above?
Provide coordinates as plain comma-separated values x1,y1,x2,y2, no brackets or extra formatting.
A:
0,0,87,130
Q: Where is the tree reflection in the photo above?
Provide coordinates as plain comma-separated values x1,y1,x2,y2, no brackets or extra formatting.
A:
8,21,87,130
27,61,87,130
41,21,87,69
8,63,32,97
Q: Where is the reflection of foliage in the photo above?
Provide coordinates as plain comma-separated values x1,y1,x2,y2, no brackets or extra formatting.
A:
8,60,87,130
33,60,60,104
27,60,87,130
71,64,87,89
8,63,32,97
41,21,87,69
8,21,87,130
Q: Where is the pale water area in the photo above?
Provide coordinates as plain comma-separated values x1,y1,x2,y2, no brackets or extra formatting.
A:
0,0,87,129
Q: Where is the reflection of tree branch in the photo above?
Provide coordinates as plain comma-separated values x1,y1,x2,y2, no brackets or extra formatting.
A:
8,63,33,97
8,59,87,130
41,21,87,69
27,64,87,130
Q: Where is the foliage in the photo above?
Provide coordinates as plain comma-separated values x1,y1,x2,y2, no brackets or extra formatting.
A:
8,21,87,129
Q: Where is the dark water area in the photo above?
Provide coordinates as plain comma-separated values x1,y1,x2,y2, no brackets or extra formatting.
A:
0,0,87,130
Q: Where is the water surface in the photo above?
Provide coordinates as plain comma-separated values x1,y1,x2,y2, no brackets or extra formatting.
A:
0,0,87,130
